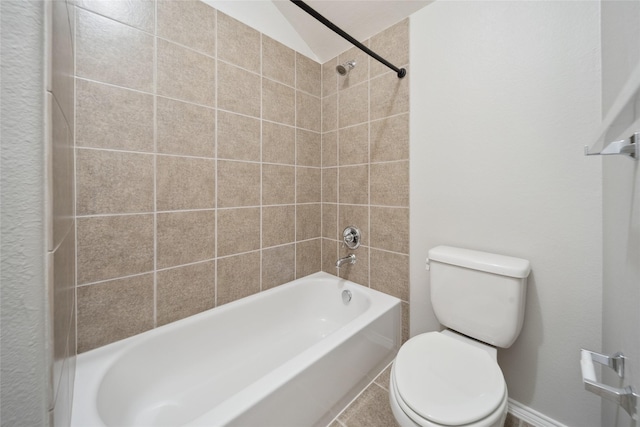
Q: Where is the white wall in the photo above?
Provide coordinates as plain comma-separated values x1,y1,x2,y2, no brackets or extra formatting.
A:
409,2,603,426
600,1,640,425
0,1,49,425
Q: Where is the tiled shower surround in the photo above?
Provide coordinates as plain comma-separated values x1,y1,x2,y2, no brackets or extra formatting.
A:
75,0,410,352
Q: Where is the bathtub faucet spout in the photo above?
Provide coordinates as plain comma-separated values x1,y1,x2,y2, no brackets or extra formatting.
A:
336,254,356,269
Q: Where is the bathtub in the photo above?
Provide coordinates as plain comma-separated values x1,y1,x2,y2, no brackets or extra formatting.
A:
71,271,401,427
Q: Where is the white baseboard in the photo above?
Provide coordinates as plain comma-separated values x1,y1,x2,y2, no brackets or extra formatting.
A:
508,399,569,427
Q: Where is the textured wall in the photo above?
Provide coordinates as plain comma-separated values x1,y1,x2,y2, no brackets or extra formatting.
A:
74,0,324,352
320,20,410,343
410,2,602,426
1,1,49,425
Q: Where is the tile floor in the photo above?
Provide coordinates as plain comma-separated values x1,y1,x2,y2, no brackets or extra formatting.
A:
328,364,532,427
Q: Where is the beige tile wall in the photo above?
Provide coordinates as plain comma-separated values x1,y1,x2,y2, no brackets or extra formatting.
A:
75,1,411,354
321,19,411,343
74,0,325,352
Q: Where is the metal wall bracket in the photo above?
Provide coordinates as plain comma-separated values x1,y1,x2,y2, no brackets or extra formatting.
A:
581,349,638,420
585,132,638,159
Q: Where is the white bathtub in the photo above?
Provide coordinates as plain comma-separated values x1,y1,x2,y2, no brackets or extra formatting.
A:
71,271,401,427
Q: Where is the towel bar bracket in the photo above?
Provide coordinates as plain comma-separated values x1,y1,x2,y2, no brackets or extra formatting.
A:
585,132,638,159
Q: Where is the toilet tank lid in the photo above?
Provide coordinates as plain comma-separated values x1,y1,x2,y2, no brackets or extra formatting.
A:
428,246,531,278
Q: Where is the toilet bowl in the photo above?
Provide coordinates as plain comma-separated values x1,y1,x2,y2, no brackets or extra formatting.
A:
389,246,530,427
389,331,508,427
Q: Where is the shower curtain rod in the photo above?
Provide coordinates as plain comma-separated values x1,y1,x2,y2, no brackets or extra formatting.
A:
290,0,407,78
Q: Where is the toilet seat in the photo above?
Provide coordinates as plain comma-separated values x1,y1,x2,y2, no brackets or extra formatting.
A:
393,332,506,426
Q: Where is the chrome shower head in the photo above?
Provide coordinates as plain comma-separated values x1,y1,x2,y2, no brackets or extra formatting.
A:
336,60,356,76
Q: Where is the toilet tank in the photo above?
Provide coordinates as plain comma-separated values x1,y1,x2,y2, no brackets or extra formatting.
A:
428,246,531,348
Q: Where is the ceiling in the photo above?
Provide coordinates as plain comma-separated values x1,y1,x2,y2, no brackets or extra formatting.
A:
205,1,432,63
273,1,432,62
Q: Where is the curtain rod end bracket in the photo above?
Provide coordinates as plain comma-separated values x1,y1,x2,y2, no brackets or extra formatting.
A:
397,68,407,78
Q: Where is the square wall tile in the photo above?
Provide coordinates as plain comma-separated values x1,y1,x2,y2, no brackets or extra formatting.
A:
296,53,321,96
217,161,261,208
76,149,154,215
262,244,295,290
263,122,295,165
157,0,216,56
263,78,295,126
217,111,261,162
76,0,154,32
370,249,409,301
76,9,153,92
157,210,215,269
77,274,154,353
339,165,369,205
157,261,215,326
322,93,337,132
321,239,338,275
369,19,409,78
339,123,369,166
157,38,216,107
217,12,261,73
322,167,337,204
370,113,409,163
338,82,368,128
297,129,321,167
156,155,215,211
77,215,154,284
370,70,409,120
262,205,295,248
262,164,295,205
296,91,321,132
263,35,295,87
76,79,153,152
370,207,409,254
296,167,321,203
296,203,321,241
217,208,261,257
322,131,337,167
370,161,409,207
217,252,260,305
218,62,261,117
322,203,337,239
322,57,338,97
157,97,215,158
296,239,321,278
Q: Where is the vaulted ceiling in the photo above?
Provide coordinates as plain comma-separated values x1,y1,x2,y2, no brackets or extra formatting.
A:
204,1,432,63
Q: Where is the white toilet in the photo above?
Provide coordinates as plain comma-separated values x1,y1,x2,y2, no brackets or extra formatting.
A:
390,246,531,427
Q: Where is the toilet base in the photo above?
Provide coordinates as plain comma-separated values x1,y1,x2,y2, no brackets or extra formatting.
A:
389,362,508,427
